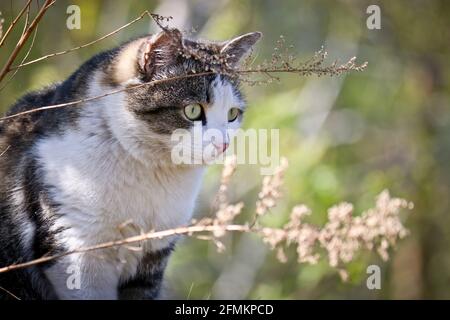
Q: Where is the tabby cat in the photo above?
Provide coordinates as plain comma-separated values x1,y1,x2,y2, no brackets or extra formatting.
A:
0,28,261,299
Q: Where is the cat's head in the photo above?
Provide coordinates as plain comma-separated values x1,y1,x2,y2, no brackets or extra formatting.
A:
102,29,261,166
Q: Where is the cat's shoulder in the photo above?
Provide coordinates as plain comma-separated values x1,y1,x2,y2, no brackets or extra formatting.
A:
0,44,124,137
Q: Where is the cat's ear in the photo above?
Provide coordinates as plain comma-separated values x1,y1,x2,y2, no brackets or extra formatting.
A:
220,32,262,67
138,29,183,78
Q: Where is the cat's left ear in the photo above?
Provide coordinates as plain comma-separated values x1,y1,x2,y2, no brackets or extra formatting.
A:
220,32,262,67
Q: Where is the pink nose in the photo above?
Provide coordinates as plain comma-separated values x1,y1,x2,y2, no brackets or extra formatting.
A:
213,143,229,153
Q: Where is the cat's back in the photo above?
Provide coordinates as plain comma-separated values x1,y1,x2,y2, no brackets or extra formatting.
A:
1,85,59,143
0,46,122,162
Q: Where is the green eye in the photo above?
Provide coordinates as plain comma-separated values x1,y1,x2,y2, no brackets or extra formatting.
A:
228,108,241,122
184,104,203,121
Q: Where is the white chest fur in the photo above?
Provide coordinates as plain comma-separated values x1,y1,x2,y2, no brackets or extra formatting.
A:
35,125,204,248
35,106,204,298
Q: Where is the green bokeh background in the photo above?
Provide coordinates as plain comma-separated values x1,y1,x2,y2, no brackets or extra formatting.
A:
1,0,449,299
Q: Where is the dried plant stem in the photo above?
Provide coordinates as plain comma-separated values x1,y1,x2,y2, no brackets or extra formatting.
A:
0,286,20,300
0,71,214,122
0,224,251,274
0,11,367,121
0,21,39,92
0,0,55,84
20,1,32,38
0,157,412,283
0,0,33,48
0,60,367,122
240,65,366,75
9,10,154,71
0,145,10,157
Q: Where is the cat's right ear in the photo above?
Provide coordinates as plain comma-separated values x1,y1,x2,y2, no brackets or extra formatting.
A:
137,29,183,79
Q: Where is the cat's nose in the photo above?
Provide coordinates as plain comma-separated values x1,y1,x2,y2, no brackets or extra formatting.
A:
213,143,229,153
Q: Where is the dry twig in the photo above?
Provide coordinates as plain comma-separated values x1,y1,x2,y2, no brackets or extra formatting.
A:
0,12,367,122
0,71,215,122
0,158,413,281
9,10,155,71
0,0,33,48
0,0,55,83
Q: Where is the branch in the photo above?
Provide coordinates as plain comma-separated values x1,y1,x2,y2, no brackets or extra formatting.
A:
0,286,20,300
0,12,367,122
0,224,250,274
0,56,367,122
9,10,154,71
0,158,413,281
0,71,214,122
0,18,39,92
0,145,10,157
0,0,33,48
0,0,55,84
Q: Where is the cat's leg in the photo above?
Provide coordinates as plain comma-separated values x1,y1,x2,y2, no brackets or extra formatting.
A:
44,252,121,300
118,246,173,300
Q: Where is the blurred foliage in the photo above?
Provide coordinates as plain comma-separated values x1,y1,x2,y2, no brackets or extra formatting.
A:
1,0,449,299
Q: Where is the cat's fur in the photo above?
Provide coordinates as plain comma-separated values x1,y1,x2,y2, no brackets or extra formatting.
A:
0,29,261,299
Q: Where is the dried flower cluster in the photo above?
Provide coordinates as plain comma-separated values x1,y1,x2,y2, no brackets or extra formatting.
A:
215,155,238,207
0,10,368,123
151,14,368,85
191,157,413,280
256,158,289,217
195,156,244,242
239,37,368,85
0,157,413,283
262,191,412,279
150,12,173,28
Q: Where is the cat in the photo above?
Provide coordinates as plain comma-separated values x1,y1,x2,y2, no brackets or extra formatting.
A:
0,28,261,300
